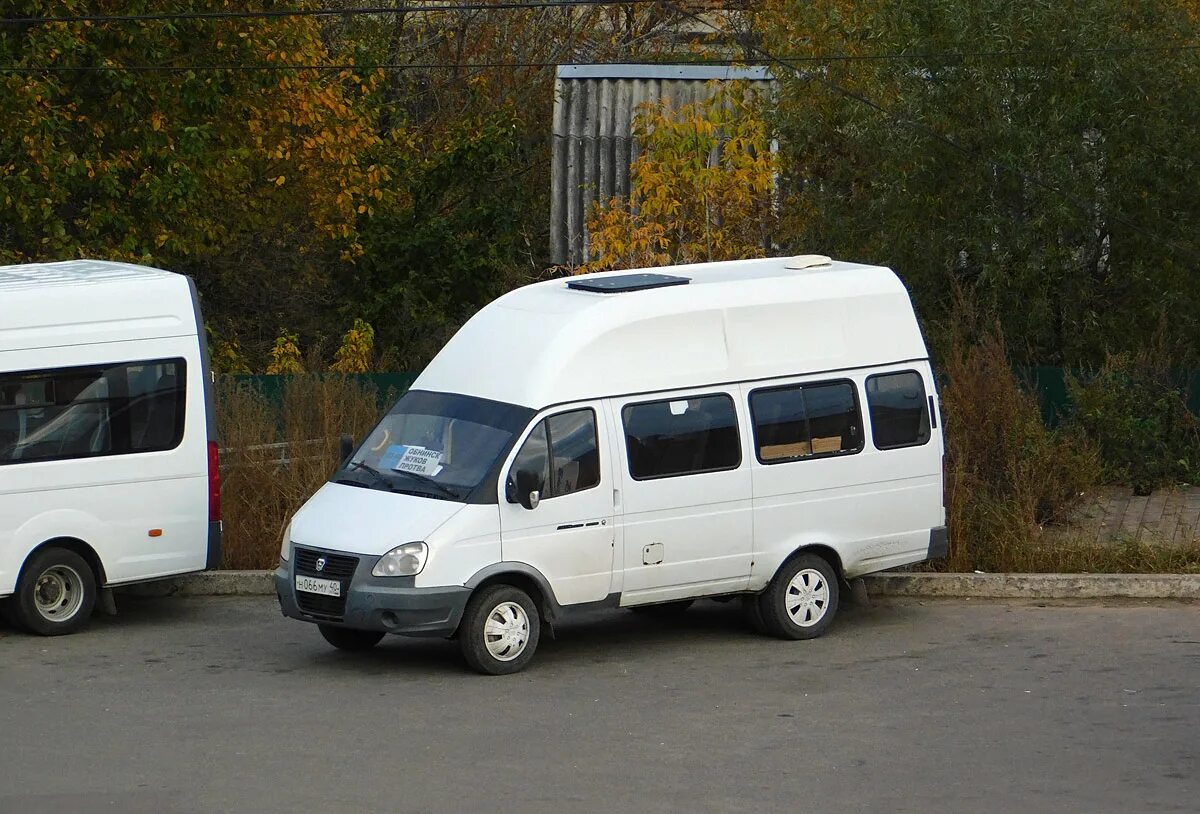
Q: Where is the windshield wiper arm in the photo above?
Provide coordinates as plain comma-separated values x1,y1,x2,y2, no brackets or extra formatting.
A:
396,469,460,500
340,459,387,487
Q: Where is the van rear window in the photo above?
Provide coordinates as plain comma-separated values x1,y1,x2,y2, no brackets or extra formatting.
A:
749,380,863,463
622,394,741,480
0,359,186,465
866,371,931,449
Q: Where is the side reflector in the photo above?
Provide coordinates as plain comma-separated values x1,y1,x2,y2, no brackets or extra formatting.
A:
148,529,163,538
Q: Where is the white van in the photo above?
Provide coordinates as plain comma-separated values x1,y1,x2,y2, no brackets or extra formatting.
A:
0,260,221,635
275,255,946,674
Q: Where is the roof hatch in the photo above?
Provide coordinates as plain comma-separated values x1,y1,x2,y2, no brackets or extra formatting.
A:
566,272,691,294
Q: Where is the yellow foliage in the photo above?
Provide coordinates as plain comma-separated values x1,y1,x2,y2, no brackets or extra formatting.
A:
266,329,305,375
583,82,779,273
330,319,376,373
208,332,253,376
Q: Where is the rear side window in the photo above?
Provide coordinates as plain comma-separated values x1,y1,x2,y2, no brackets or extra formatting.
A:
866,371,931,449
508,408,600,499
622,394,741,480
750,380,863,463
0,359,186,465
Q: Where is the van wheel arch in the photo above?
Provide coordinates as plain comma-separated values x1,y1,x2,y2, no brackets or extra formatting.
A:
777,544,845,585
22,537,107,588
462,566,560,638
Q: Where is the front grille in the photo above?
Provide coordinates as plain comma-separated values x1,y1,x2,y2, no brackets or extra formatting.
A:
295,548,358,579
294,547,359,619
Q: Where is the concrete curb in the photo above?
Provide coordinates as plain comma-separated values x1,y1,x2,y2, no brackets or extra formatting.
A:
122,570,1200,600
863,572,1200,599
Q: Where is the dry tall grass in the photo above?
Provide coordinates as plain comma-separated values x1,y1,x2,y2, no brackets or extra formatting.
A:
217,376,389,568
939,327,1103,572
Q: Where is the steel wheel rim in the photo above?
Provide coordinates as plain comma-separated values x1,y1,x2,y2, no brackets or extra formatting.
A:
34,565,85,622
784,568,830,628
483,601,530,662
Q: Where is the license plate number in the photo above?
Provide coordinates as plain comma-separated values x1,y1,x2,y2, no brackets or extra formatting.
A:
296,575,341,597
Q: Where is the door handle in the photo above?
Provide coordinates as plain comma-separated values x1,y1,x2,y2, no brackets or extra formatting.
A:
556,519,606,530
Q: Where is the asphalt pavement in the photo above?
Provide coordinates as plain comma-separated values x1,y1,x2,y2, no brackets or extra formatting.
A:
1,595,1197,814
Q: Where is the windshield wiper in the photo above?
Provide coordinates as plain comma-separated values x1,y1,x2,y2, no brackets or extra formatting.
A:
337,459,387,488
395,469,461,500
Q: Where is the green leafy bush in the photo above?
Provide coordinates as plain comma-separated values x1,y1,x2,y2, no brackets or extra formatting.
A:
1066,354,1200,495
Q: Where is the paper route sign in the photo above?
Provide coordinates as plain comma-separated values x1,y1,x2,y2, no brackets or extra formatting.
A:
381,444,443,476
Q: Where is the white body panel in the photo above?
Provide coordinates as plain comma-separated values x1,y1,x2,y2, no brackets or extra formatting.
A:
0,261,214,596
742,364,945,586
285,255,946,619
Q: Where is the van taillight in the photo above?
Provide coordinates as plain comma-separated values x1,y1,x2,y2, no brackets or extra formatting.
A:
942,453,948,508
208,441,222,522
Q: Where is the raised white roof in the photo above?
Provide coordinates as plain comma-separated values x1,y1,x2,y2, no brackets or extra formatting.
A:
0,260,198,352
413,255,930,409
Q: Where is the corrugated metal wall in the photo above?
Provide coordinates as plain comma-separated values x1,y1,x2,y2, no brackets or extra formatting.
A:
550,64,775,267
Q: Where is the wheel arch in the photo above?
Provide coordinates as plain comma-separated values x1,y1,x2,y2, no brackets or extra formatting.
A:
779,544,845,583
20,537,107,587
464,562,562,627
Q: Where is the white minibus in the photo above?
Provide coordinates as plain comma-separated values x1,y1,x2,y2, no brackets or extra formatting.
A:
0,260,221,635
275,255,946,673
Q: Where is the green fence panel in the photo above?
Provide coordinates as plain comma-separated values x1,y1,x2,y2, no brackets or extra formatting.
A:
225,372,418,410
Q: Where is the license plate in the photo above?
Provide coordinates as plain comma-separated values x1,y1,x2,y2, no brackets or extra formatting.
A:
296,575,341,597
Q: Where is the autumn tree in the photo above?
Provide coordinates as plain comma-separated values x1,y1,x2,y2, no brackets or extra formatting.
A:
584,82,779,271
0,0,385,350
753,0,1200,366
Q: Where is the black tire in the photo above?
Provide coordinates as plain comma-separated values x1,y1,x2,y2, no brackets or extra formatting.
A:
318,624,385,651
741,594,767,634
630,599,694,617
459,584,540,676
12,547,97,636
757,553,840,641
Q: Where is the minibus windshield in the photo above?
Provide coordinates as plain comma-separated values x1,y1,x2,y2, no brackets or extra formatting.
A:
336,390,533,501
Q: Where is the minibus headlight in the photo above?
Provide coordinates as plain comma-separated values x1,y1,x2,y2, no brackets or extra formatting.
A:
373,542,428,577
279,521,293,562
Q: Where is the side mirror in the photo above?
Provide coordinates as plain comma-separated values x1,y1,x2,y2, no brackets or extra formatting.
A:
514,468,542,511
338,434,355,465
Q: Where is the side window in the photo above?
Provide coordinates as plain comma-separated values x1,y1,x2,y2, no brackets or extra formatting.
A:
124,361,186,453
509,421,550,498
546,410,600,495
622,394,740,480
508,409,599,500
750,380,863,463
0,359,186,465
866,371,931,449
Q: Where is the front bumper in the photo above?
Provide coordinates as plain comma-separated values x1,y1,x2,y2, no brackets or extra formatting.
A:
275,550,469,638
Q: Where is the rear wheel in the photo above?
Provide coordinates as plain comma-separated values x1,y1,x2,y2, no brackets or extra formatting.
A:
12,547,97,636
757,553,839,640
459,584,540,675
318,624,385,651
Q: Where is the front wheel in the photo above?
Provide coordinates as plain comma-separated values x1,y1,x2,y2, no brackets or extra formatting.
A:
459,585,540,675
319,624,385,651
757,553,839,640
12,547,98,636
